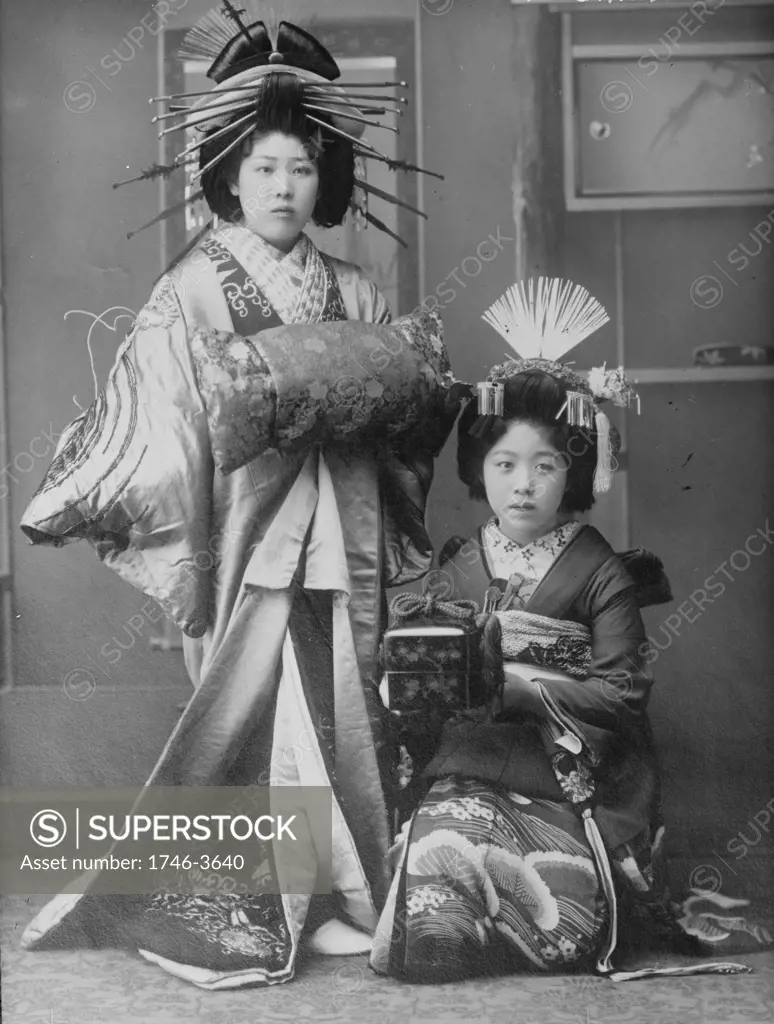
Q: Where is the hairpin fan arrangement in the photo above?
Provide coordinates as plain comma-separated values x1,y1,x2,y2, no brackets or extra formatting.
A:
113,1,441,247
473,277,640,493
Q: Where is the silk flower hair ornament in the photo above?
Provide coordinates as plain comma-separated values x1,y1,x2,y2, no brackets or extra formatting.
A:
476,277,640,494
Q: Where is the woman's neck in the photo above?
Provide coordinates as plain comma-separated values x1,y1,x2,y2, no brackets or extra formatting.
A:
235,221,303,257
495,513,570,547
269,232,302,256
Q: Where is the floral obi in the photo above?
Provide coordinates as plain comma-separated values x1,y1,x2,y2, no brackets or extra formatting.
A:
496,609,592,679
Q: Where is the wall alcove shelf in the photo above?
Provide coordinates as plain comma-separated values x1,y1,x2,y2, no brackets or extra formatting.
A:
628,366,774,383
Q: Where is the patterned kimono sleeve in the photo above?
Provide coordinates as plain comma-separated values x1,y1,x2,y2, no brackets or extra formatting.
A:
336,261,447,587
20,281,215,639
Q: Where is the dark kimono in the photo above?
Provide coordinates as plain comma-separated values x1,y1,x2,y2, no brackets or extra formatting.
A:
372,522,765,981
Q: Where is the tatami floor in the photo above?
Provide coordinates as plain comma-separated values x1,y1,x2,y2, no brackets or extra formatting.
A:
1,895,773,1024
2,688,773,1023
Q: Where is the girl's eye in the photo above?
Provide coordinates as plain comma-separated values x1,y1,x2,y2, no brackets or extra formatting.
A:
496,461,513,470
535,463,555,474
294,164,314,175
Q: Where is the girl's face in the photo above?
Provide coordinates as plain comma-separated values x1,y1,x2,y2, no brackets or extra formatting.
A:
482,419,569,545
229,132,319,251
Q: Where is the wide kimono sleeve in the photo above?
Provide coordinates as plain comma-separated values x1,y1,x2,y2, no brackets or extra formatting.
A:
336,260,448,588
19,280,215,638
335,259,393,327
534,556,655,753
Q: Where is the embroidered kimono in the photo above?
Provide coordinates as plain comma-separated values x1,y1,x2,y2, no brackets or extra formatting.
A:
372,520,770,982
19,225,448,989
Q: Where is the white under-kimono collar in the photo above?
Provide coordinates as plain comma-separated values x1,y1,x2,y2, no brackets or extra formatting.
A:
214,223,310,323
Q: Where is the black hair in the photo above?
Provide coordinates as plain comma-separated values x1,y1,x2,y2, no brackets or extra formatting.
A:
457,371,598,514
199,73,354,227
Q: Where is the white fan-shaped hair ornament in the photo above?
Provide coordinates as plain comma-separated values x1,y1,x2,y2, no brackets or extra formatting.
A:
474,277,640,495
481,277,610,362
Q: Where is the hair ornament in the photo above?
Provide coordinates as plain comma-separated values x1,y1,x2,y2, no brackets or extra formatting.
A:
112,2,442,246
593,409,615,493
468,382,505,439
588,363,641,413
557,391,596,430
473,277,640,493
482,277,610,363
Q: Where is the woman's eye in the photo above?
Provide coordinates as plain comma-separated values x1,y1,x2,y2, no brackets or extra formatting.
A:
535,463,555,474
496,461,513,470
294,165,313,175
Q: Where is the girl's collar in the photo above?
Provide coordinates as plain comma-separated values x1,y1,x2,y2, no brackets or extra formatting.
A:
488,516,576,551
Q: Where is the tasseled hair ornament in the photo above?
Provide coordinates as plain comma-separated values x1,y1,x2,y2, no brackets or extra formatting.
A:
467,381,504,440
113,1,440,245
474,277,640,493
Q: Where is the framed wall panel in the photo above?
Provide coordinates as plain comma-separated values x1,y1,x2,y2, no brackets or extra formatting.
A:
561,6,774,210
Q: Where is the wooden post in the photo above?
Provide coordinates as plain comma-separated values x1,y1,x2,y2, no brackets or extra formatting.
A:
511,3,564,280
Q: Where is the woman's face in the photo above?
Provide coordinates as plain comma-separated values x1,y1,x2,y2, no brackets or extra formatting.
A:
482,419,569,544
229,132,319,251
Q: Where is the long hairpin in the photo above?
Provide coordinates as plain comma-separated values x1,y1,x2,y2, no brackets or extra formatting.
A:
308,81,409,89
154,87,398,134
157,101,258,137
172,109,259,159
364,152,444,181
305,99,398,116
306,90,408,106
191,119,259,181
363,210,407,249
126,191,204,240
151,83,408,103
354,178,427,219
304,113,384,153
302,104,398,133
112,162,183,188
151,84,269,102
172,112,257,161
126,14,439,249
220,0,259,51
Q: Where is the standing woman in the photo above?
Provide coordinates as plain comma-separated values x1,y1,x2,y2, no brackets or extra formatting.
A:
19,9,455,989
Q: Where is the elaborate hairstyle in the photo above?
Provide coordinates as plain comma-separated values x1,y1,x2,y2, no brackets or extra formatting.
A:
458,368,601,514
111,8,441,248
198,72,354,226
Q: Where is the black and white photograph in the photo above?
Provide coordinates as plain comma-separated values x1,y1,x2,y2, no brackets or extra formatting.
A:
0,1,772,1021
